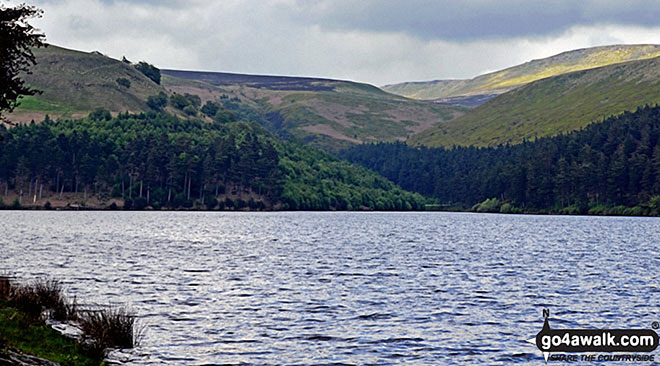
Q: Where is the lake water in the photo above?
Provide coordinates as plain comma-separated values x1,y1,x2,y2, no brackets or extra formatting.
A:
1,211,659,365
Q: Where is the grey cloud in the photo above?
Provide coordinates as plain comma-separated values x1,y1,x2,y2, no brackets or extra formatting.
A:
34,0,185,7
27,0,660,85
288,0,660,40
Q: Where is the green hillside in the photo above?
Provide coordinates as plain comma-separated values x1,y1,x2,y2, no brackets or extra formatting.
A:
8,45,164,123
410,55,660,147
161,70,464,151
383,44,660,101
6,44,464,151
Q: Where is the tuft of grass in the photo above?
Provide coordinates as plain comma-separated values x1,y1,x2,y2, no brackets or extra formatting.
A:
32,279,76,321
3,278,76,321
0,275,11,301
79,307,141,356
10,285,42,320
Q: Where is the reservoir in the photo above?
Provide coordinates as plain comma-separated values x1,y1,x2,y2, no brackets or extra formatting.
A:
1,211,658,365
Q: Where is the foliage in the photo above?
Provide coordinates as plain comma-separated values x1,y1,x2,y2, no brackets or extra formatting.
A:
0,112,420,210
649,195,660,208
88,108,111,121
115,77,131,88
213,108,237,124
78,307,140,356
499,203,518,214
201,100,239,124
0,113,281,208
134,61,160,84
182,105,197,116
278,142,424,210
473,198,500,213
169,93,189,110
184,93,201,107
146,92,167,111
343,105,660,213
0,277,75,321
201,101,220,117
0,3,46,119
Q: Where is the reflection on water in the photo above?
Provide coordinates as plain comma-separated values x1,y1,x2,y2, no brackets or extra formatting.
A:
1,211,659,365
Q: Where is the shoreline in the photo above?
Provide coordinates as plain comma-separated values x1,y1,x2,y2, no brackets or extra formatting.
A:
0,277,139,366
1,188,658,217
1,206,659,217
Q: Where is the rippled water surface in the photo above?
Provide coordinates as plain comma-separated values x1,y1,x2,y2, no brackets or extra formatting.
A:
2,211,659,365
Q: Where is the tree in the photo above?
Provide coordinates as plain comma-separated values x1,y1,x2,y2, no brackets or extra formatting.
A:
0,3,46,122
146,92,167,111
213,108,237,124
134,61,160,84
183,93,201,108
116,77,131,88
201,101,220,117
89,108,111,121
182,105,197,116
169,93,189,110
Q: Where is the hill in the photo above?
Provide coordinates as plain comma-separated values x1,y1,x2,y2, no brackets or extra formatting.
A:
3,44,464,152
161,69,464,151
410,55,660,147
383,44,660,103
8,45,165,123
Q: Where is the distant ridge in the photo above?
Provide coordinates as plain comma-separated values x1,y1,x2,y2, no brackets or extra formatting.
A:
162,69,339,91
384,44,660,104
410,54,660,147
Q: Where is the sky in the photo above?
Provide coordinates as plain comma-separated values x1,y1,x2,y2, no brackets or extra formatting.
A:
19,0,660,86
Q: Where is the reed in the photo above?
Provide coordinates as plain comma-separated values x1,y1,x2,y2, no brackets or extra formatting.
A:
0,276,140,360
0,274,12,301
78,306,141,358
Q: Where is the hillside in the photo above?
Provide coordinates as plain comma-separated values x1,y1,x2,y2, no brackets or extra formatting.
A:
6,44,464,151
343,105,660,214
383,44,660,102
161,70,464,151
410,55,660,147
8,45,165,123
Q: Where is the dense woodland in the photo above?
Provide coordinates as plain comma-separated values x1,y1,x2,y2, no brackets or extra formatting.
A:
5,101,660,214
342,105,660,214
0,112,424,210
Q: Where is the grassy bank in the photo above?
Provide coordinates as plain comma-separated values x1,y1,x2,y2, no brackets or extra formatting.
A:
0,277,140,365
0,305,99,366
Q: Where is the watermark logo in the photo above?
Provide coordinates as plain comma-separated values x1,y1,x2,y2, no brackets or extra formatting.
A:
527,309,659,363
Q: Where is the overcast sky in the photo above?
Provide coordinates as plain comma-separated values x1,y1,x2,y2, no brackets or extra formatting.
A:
23,0,660,85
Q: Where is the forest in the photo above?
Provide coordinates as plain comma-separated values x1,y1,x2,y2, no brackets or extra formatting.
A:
0,111,424,210
341,105,660,215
